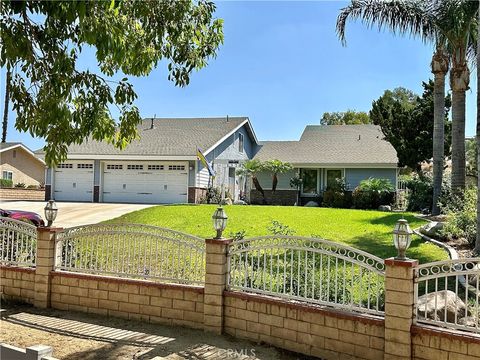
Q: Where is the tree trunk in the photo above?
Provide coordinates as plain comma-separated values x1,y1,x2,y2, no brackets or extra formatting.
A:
431,48,449,216
450,62,469,194
252,176,264,197
2,68,11,143
476,3,480,254
272,174,278,193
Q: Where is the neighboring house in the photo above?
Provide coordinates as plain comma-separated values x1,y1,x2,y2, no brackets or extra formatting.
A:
38,117,258,204
252,125,399,205
0,142,46,187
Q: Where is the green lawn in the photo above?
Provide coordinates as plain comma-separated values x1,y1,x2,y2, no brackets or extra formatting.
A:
108,205,447,263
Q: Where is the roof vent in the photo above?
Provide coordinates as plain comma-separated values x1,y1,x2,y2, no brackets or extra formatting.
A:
226,115,229,122
358,134,361,141
150,114,156,129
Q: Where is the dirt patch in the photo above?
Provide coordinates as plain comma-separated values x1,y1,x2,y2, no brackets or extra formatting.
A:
0,303,309,360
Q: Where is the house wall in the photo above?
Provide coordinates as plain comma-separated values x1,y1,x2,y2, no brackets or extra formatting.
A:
0,147,45,186
255,169,296,191
345,168,397,190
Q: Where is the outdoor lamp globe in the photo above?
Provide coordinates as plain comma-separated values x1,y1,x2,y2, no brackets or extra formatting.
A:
393,219,413,260
212,206,228,239
44,200,58,227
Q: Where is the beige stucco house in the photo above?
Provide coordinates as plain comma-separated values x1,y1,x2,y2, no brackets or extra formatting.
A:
0,142,45,187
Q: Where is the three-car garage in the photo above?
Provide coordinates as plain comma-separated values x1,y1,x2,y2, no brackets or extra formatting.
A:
52,160,189,204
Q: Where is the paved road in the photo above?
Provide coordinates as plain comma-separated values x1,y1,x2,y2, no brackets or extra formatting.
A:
0,201,153,228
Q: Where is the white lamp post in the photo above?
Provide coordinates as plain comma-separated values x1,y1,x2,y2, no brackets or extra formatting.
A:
44,200,58,227
393,219,413,260
212,206,228,239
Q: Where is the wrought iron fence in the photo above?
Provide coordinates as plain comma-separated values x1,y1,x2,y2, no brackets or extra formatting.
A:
415,259,480,334
0,217,37,267
227,236,385,315
56,223,205,285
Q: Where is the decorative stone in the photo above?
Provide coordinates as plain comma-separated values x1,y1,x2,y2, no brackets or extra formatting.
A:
419,222,444,238
220,198,233,205
417,290,469,322
458,316,478,327
304,201,319,207
378,205,392,212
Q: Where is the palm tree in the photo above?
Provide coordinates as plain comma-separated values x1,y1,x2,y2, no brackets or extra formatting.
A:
475,0,480,254
2,68,11,143
337,0,477,209
263,159,293,193
236,159,265,200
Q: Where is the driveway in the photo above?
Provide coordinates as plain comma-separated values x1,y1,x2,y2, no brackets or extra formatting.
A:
0,201,153,228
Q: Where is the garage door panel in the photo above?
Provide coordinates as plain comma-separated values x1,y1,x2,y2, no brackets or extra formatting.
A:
54,161,94,202
102,161,188,204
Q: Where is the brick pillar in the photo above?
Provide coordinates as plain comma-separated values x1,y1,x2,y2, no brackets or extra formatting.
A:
204,238,231,334
384,257,418,360
34,227,62,308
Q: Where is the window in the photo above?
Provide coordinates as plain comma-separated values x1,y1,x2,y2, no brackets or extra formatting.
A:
238,133,244,153
326,169,343,189
58,163,73,169
77,163,93,169
127,164,143,170
106,164,123,170
168,165,185,171
148,164,164,170
12,150,16,158
2,171,12,181
301,169,318,195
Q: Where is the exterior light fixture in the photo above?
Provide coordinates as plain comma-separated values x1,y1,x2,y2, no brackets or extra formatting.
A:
44,200,58,227
212,206,228,239
393,219,413,260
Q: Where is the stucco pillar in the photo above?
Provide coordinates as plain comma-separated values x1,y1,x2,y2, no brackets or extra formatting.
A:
204,238,231,334
34,227,62,308
384,257,418,360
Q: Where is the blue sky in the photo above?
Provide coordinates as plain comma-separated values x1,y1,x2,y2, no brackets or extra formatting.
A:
1,1,477,151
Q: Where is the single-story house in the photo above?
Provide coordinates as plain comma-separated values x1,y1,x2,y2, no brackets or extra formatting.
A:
38,118,398,205
39,117,258,203
0,142,46,187
252,125,398,205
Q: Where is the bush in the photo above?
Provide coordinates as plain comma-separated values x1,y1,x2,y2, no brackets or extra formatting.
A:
403,173,451,212
322,178,352,208
200,187,221,204
27,184,38,189
268,220,295,236
0,179,13,188
352,178,395,209
14,182,26,188
440,187,477,246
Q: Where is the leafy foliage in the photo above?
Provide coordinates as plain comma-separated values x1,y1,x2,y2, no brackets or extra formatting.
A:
0,179,13,188
237,159,265,197
466,138,477,178
320,110,370,125
440,187,477,246
352,178,395,209
14,182,26,188
267,220,296,236
1,1,223,165
370,81,452,169
323,178,352,208
263,159,293,193
402,172,452,212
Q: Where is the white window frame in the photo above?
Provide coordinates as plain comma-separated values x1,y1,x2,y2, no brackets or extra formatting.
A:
325,169,344,189
2,170,13,181
238,133,244,153
300,168,318,196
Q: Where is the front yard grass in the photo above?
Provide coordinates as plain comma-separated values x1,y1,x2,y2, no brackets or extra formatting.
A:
108,205,447,263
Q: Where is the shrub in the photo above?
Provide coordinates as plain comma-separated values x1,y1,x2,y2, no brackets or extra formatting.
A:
14,182,26,188
352,178,395,209
322,178,352,208
27,184,38,189
268,220,295,236
200,186,222,204
440,187,476,246
0,179,13,188
403,173,451,212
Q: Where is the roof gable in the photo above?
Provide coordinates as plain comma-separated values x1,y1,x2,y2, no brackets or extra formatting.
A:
1,142,46,165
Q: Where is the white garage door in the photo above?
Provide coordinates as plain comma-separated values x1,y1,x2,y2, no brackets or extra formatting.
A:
54,161,94,202
102,161,188,204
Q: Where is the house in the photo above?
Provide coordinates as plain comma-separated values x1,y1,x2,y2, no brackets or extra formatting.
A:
40,117,258,204
0,142,46,187
252,125,398,205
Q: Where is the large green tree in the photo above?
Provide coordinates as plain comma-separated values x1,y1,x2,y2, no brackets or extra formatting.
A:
370,82,452,170
320,110,370,125
1,1,223,165
476,0,480,254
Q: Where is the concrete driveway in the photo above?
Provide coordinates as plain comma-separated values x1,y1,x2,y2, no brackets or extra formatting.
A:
0,201,153,228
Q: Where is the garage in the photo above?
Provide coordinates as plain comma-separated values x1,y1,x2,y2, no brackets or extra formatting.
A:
53,161,94,202
102,161,188,204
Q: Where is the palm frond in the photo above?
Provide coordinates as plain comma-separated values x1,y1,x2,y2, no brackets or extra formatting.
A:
336,0,437,46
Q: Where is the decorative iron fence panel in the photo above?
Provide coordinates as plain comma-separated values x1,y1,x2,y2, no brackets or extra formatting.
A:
227,236,385,315
56,224,205,285
415,259,479,334
0,217,37,267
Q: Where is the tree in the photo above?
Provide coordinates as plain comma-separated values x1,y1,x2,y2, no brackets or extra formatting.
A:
466,138,477,178
320,110,370,125
1,67,10,143
370,82,452,170
236,159,265,199
476,0,480,254
1,1,223,165
263,159,293,193
337,0,476,208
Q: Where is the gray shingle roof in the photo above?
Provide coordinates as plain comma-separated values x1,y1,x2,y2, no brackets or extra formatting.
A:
37,117,249,157
0,142,21,150
254,125,398,166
